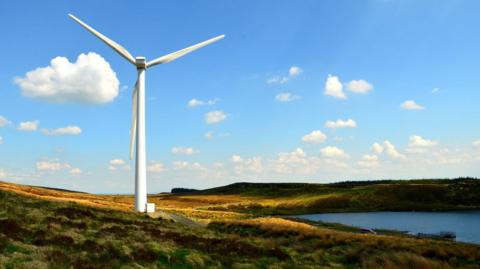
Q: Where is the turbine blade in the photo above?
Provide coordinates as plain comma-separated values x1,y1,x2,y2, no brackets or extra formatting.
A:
146,34,225,68
129,82,138,160
68,14,136,65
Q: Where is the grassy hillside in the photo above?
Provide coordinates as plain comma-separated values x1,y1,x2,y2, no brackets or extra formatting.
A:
1,187,480,269
177,178,480,216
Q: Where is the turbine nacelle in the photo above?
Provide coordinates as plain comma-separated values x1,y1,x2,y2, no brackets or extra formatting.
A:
135,57,147,69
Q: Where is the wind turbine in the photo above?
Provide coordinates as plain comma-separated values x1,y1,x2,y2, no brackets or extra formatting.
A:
68,14,224,213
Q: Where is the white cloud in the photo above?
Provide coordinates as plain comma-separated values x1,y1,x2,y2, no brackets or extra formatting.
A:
267,76,284,84
187,98,219,108
267,65,302,84
173,161,190,170
0,116,10,127
231,155,243,163
324,75,346,99
108,159,130,171
372,140,406,160
302,130,327,144
289,66,302,77
275,92,300,102
408,135,438,148
204,131,230,140
401,100,425,110
231,155,263,174
473,140,480,148
274,148,317,174
15,52,119,104
41,126,82,136
383,140,406,160
109,159,125,166
325,119,357,129
372,142,384,154
69,168,82,175
347,80,373,94
171,147,199,155
0,136,3,145
357,154,379,168
432,88,439,94
320,146,350,159
0,169,5,179
18,121,39,131
147,161,166,173
407,135,438,153
36,160,71,171
205,110,227,124
173,161,207,172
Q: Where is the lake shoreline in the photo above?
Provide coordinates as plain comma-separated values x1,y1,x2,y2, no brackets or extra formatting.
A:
291,210,480,245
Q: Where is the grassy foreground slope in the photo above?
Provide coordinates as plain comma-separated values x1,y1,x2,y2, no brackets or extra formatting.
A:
1,189,480,268
1,180,480,268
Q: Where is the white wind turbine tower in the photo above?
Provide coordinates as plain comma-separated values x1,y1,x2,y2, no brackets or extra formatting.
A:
68,14,224,213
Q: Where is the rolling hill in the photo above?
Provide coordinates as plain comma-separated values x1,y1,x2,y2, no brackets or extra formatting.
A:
1,179,480,268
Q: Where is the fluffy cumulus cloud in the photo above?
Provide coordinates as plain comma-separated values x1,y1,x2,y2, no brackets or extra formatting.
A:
267,65,302,84
147,161,166,173
36,159,80,175
275,92,300,102
36,160,69,171
15,52,119,104
109,159,125,166
401,100,425,110
357,154,379,168
372,142,384,154
173,161,207,172
205,110,227,124
407,135,438,153
325,119,357,129
273,148,318,174
171,147,199,155
0,116,10,127
289,66,302,77
408,135,438,147
302,130,327,144
383,140,406,160
231,155,263,174
320,146,350,159
41,126,82,136
371,141,406,160
108,159,130,171
69,168,82,175
347,80,373,94
17,121,39,131
324,75,346,99
187,98,219,108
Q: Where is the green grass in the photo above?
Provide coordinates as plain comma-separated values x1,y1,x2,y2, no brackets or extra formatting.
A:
201,178,480,215
1,180,480,268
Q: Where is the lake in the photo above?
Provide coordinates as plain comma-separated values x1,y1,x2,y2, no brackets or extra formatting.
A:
295,211,480,244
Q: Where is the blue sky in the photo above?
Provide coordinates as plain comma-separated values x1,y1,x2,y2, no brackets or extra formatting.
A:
1,0,479,193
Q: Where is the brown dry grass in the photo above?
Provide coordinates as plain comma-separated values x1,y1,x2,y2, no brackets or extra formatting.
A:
0,181,133,211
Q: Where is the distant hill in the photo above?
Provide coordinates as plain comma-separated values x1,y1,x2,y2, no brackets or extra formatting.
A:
192,177,479,195
171,187,200,194
181,178,480,215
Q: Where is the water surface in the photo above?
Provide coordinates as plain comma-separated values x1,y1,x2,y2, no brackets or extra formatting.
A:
296,211,480,244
